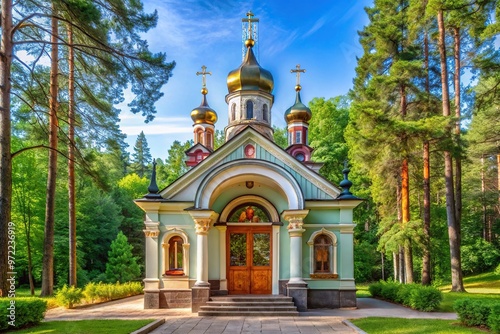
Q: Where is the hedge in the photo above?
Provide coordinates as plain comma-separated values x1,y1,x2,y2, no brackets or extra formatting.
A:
0,297,47,331
56,281,143,308
368,281,442,312
454,298,500,332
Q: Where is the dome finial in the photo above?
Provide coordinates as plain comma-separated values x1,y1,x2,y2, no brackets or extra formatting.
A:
291,64,306,92
196,65,211,95
242,10,259,59
144,158,162,199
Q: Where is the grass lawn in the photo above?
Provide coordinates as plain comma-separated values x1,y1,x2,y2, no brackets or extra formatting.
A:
439,271,500,312
6,319,154,334
356,283,371,298
351,318,488,334
14,288,58,309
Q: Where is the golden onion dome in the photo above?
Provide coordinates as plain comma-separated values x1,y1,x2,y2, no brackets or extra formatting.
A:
284,85,312,123
190,88,218,125
227,39,274,94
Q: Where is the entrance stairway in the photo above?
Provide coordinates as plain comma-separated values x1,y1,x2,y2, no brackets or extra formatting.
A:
198,295,299,316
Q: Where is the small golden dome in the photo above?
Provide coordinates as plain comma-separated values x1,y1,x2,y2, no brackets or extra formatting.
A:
191,91,218,125
284,89,311,123
227,39,274,94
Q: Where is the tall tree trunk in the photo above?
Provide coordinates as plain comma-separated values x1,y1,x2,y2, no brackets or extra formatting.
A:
481,156,488,240
68,25,77,288
453,26,462,237
0,0,13,297
393,252,399,282
24,215,35,295
400,84,413,284
402,158,414,283
422,141,432,285
437,9,465,292
422,32,432,286
41,13,59,297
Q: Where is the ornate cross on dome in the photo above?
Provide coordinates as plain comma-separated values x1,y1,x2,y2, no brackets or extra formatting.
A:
291,64,306,87
243,11,259,40
196,65,211,88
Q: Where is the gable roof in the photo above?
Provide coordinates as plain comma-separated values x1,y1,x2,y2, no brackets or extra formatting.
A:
156,126,342,202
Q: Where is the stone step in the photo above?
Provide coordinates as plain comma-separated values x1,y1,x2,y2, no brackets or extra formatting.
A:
198,295,299,317
198,310,299,317
200,305,298,311
206,301,294,307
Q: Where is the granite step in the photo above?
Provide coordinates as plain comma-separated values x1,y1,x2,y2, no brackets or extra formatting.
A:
198,295,299,317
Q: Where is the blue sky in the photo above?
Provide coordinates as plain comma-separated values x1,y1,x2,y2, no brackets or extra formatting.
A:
119,0,372,159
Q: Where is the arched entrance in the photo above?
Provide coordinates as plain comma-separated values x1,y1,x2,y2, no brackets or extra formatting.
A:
221,196,279,295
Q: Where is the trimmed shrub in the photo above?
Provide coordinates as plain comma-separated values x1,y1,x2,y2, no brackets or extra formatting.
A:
368,282,383,298
0,298,47,330
83,282,143,304
368,281,442,312
495,263,500,275
409,286,443,311
380,281,400,301
56,285,83,309
488,304,500,333
454,298,492,327
396,284,418,305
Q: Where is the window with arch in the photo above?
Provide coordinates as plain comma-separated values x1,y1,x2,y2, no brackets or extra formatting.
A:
263,104,268,122
228,203,271,223
307,228,338,278
246,100,254,119
231,103,236,121
206,130,213,149
196,129,203,144
163,231,190,276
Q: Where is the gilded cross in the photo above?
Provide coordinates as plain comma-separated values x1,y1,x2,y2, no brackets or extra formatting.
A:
196,65,211,88
243,11,259,40
291,64,306,86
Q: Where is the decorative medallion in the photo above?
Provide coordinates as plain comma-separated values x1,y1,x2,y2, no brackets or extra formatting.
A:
244,144,256,158
194,219,212,234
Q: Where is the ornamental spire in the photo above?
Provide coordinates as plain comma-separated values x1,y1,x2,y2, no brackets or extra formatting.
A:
144,158,162,199
242,10,259,60
291,64,306,91
337,160,359,200
196,65,211,94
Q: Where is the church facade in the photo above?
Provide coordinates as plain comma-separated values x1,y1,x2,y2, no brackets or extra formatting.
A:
134,12,362,312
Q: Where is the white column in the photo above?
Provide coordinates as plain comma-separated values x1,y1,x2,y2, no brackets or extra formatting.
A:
282,210,309,284
216,225,227,291
143,227,160,290
194,218,211,287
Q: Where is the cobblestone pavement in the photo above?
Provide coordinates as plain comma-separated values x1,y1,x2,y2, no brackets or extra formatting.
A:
44,295,457,334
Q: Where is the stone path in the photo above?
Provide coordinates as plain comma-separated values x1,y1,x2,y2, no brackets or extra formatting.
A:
44,295,457,333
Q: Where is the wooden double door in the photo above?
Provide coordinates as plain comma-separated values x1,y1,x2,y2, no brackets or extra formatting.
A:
227,226,272,294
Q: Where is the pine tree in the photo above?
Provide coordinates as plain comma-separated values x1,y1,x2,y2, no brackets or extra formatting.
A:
130,131,152,178
105,231,140,283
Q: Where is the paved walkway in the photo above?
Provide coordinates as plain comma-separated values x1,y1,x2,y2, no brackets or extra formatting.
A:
44,295,457,333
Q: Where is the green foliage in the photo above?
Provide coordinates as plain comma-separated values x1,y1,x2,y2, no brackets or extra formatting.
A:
352,317,486,334
105,231,141,283
56,285,84,309
408,286,443,311
272,126,288,149
495,264,500,276
454,298,494,327
83,282,143,304
55,281,143,308
461,239,500,274
10,319,153,334
160,140,192,185
0,298,47,330
488,304,500,333
308,96,350,185
130,131,152,178
369,281,442,311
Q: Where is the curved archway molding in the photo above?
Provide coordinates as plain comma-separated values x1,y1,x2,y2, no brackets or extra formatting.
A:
219,195,280,222
195,160,304,210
